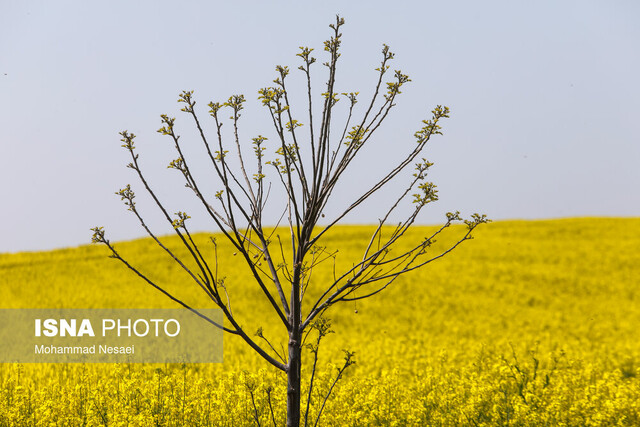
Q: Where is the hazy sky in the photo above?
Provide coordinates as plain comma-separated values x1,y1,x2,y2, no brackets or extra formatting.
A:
1,1,638,253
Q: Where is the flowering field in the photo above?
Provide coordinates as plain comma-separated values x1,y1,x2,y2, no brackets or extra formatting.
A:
1,218,639,425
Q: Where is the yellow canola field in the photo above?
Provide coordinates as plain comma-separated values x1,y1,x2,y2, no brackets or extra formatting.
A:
1,218,639,426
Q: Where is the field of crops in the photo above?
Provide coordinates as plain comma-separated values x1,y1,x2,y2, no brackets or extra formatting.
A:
1,218,639,426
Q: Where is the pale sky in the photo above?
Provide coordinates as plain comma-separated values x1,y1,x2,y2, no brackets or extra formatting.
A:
1,1,639,253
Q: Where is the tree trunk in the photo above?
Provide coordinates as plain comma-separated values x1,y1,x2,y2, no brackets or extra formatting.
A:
287,329,302,427
287,254,304,426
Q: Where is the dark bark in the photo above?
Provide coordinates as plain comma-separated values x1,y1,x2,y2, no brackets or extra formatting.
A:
286,329,302,427
287,257,303,426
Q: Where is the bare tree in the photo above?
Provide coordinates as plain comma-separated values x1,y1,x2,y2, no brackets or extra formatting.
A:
92,16,488,427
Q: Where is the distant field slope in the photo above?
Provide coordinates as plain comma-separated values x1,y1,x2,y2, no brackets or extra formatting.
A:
1,218,639,425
